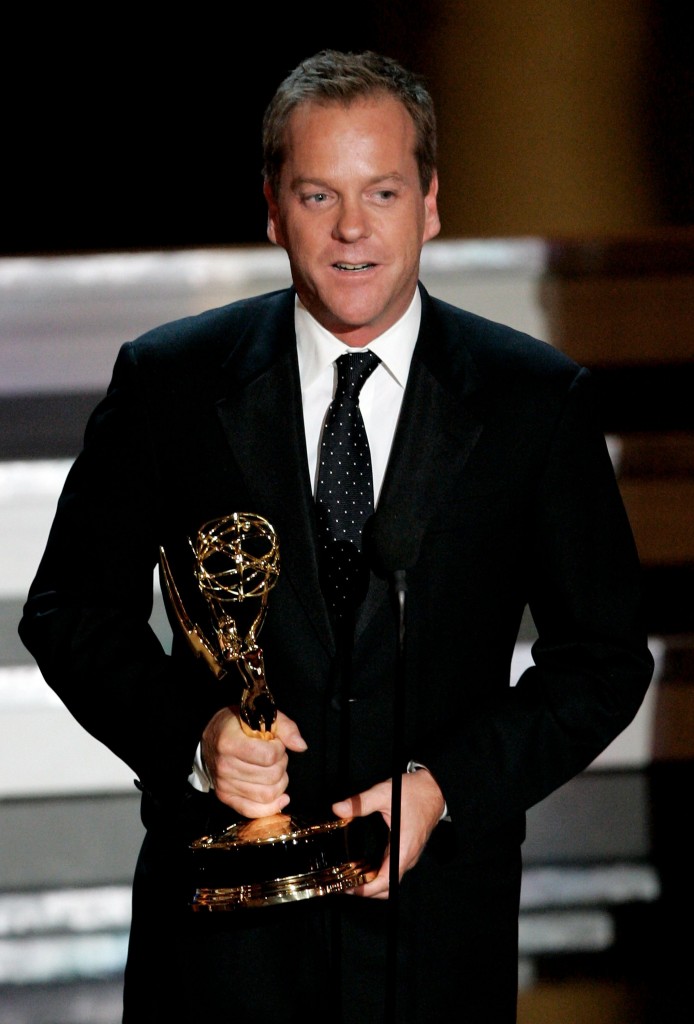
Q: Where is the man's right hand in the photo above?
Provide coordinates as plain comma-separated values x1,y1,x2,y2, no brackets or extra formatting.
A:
201,707,307,819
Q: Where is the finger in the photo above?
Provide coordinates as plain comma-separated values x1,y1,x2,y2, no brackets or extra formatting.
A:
215,752,288,788
213,767,291,809
349,855,390,900
242,736,289,769
214,787,291,819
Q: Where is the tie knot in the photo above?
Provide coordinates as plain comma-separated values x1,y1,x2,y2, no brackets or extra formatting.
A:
335,350,380,402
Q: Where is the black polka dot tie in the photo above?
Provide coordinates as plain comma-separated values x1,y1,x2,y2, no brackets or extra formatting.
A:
316,350,381,616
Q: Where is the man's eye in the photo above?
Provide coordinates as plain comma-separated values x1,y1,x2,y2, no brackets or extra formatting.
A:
305,193,328,204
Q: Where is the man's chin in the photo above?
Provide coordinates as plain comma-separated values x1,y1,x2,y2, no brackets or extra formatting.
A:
310,298,389,344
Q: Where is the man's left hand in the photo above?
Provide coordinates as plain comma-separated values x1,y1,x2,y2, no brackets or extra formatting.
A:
332,768,445,899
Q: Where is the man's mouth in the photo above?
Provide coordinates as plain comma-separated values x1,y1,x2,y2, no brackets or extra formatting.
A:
333,262,375,271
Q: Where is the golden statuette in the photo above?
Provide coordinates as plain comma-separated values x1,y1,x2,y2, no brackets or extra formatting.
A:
159,512,376,910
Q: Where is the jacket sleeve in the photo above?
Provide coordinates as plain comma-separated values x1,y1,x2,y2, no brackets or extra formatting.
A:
423,367,654,854
17,341,227,799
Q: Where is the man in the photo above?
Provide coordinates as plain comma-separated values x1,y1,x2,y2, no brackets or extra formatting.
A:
19,50,653,1022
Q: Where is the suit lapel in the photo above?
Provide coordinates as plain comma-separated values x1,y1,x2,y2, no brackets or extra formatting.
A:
214,292,335,653
356,289,485,637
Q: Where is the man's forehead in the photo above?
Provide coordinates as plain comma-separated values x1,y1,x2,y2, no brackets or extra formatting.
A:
285,94,412,131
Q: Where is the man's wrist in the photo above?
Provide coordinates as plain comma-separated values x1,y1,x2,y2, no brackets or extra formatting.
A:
406,760,449,821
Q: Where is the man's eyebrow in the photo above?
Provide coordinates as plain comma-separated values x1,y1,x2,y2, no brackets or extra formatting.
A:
367,173,406,187
289,177,331,190
290,172,407,190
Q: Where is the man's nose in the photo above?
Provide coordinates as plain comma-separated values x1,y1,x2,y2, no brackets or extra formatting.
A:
332,197,371,242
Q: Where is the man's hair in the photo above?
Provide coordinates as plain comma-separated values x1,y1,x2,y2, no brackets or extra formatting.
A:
262,49,437,199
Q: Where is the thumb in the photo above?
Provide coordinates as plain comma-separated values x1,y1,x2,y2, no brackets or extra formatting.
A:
274,710,308,753
332,794,360,820
333,781,388,821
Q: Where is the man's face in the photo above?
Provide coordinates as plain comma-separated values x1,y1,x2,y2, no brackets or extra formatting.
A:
265,96,440,347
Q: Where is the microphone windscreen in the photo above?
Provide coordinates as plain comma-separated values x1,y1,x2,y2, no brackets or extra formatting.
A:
365,511,421,576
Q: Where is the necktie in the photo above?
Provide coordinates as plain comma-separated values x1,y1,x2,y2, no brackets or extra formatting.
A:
316,349,381,616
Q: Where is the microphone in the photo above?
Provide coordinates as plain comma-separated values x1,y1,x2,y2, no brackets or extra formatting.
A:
365,510,421,1024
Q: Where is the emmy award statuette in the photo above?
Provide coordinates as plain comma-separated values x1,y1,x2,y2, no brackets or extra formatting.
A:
159,512,376,910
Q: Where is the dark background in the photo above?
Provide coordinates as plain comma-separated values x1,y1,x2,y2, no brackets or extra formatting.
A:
5,6,424,255
4,1,692,256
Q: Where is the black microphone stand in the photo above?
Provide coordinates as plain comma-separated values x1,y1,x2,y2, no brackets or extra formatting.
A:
328,553,370,1015
385,568,408,1024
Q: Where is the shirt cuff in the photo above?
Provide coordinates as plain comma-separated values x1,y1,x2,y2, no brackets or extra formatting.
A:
188,742,214,792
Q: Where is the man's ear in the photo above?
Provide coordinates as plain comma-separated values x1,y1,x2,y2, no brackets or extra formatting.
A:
264,181,282,246
422,171,441,244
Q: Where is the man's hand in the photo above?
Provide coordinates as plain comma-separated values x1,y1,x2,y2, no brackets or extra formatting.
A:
332,768,445,899
201,706,307,819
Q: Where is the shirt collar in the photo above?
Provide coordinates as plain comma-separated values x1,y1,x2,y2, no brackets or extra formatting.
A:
295,288,421,390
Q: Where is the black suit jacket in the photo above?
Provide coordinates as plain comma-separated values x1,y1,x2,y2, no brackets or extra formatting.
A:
19,283,654,1022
